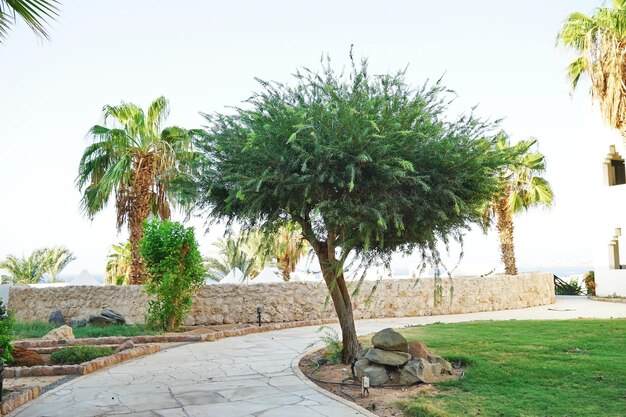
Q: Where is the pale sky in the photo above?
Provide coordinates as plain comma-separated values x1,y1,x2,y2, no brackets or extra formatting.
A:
0,0,612,278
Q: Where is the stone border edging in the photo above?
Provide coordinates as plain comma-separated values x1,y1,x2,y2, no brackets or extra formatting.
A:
3,345,160,378
0,386,40,416
291,347,378,417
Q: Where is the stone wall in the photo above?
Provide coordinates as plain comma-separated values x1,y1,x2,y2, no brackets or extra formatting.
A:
7,273,555,325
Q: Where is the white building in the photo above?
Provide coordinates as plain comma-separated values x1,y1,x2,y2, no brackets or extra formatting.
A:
593,137,626,296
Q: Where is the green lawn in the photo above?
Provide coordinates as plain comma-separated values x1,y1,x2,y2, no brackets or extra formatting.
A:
12,321,160,340
397,319,626,417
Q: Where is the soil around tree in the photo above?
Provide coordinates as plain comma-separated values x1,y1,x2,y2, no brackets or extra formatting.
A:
299,349,463,417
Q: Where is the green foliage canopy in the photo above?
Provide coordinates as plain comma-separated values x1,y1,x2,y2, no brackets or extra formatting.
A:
140,219,205,331
192,57,506,265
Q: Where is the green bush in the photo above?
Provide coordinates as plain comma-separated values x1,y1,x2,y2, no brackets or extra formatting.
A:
140,219,205,331
0,300,14,363
50,345,114,364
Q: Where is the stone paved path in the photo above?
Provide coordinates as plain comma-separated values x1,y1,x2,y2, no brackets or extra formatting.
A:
10,296,626,417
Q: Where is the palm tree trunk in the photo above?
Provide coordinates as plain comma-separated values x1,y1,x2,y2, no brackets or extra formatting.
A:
316,243,361,364
496,196,517,275
129,155,155,285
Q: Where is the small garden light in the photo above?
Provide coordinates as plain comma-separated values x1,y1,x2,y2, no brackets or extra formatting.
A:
256,306,262,327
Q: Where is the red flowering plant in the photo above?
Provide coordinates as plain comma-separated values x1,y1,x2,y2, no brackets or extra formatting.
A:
583,271,596,296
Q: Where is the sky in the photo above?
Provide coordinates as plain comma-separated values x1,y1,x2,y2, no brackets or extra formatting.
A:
0,0,614,278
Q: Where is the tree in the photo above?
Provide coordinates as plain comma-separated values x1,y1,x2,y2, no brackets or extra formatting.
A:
272,224,309,281
140,219,205,331
481,133,553,275
43,246,75,283
0,249,48,283
191,56,507,363
204,236,260,282
77,96,198,284
557,0,626,136
104,242,131,285
0,0,59,42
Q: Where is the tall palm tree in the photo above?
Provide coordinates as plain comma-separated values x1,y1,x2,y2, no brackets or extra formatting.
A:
557,0,626,135
77,96,198,284
0,249,48,283
482,133,553,275
43,246,75,283
0,0,59,41
104,242,131,285
273,225,309,281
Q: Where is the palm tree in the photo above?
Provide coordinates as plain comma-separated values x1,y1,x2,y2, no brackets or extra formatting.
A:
0,0,59,41
273,225,309,281
557,0,626,135
204,236,263,282
43,246,75,283
77,96,198,284
482,133,553,275
0,249,48,283
104,242,131,285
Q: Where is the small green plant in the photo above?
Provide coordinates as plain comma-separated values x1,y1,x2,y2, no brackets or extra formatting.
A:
583,271,596,296
310,326,343,364
50,345,114,364
140,219,205,331
0,300,14,363
397,400,448,417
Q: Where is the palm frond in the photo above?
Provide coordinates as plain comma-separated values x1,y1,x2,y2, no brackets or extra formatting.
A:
0,0,59,41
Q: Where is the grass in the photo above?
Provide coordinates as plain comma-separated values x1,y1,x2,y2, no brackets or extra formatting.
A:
50,345,114,364
396,319,626,417
12,321,160,340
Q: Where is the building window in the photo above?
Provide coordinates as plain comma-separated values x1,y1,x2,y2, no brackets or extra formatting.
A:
605,145,626,186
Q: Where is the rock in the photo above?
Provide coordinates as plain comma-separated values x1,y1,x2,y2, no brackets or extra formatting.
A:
365,347,411,366
427,354,453,374
115,340,135,352
371,328,408,352
88,309,126,326
354,358,389,386
10,346,44,367
400,358,440,384
42,325,75,341
48,309,65,326
101,309,126,325
408,340,430,360
355,348,370,361
69,318,87,328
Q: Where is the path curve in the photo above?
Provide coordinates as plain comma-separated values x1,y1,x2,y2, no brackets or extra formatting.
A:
10,296,626,417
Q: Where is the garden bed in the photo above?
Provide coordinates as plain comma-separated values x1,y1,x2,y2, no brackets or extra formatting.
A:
301,319,626,416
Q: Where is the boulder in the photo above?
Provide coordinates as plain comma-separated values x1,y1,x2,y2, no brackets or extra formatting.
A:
371,328,408,352
115,340,135,352
355,348,370,361
42,325,75,341
69,318,87,328
101,309,126,325
408,340,430,360
427,354,453,374
354,358,389,386
88,309,126,326
400,358,440,384
48,309,65,326
365,347,411,366
10,346,44,367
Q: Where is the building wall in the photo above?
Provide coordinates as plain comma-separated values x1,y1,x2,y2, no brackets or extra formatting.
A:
592,134,626,296
6,273,555,325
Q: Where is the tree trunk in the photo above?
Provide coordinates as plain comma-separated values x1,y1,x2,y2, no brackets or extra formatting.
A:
316,246,361,364
496,196,517,275
129,154,155,285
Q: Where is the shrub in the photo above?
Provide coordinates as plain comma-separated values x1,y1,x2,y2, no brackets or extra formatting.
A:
0,300,14,363
583,271,596,296
50,345,114,364
140,219,205,331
